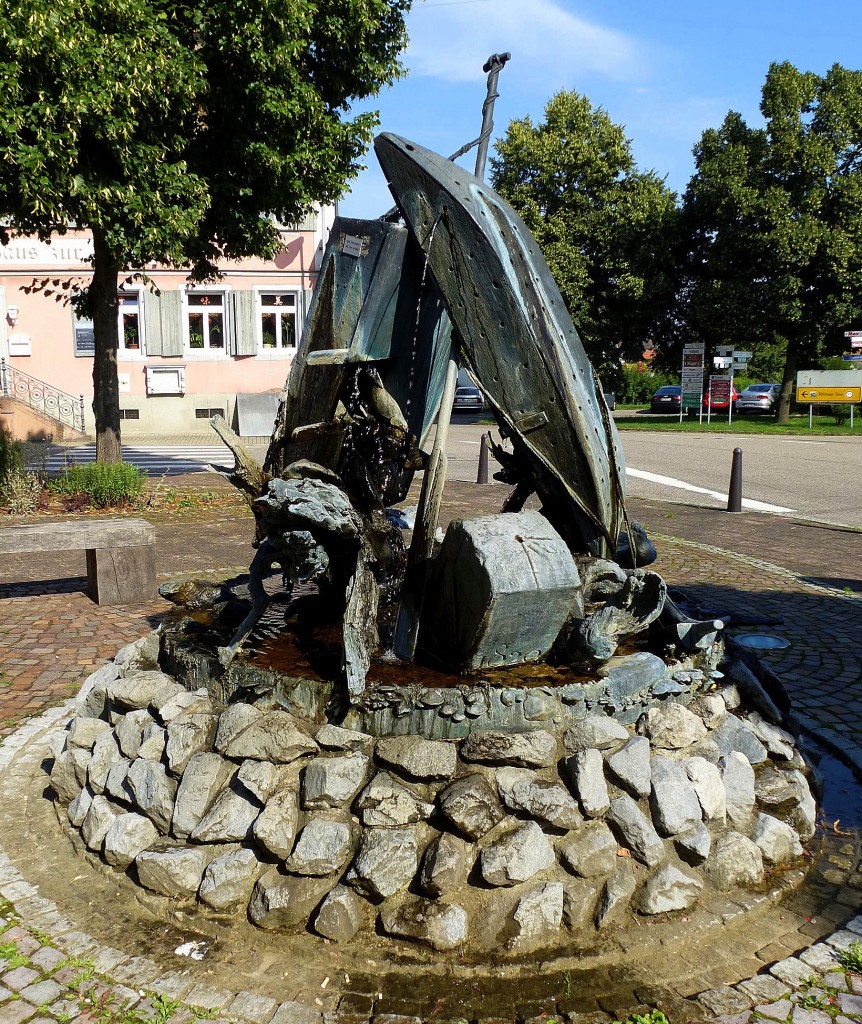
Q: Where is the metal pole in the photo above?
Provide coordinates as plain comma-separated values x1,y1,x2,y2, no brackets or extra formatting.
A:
0,358,7,396
474,53,511,181
79,396,86,433
809,404,813,429
726,447,743,513
477,432,490,484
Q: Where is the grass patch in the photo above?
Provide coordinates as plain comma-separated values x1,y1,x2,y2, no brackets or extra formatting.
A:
615,414,860,435
47,461,147,508
0,940,30,969
837,938,862,972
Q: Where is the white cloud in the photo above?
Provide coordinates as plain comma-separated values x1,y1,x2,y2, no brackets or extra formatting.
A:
406,0,644,85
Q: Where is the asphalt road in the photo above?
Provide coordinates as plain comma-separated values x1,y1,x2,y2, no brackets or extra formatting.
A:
446,419,862,530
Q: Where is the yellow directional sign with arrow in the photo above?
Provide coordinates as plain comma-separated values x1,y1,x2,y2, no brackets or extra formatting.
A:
796,386,862,403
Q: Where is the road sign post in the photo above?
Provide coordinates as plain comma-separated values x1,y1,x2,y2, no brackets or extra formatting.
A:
796,370,862,429
681,343,705,422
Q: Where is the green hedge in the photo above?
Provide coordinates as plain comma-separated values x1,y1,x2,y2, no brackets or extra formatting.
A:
48,461,147,508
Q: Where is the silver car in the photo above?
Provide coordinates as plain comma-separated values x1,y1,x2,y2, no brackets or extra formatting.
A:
737,383,780,414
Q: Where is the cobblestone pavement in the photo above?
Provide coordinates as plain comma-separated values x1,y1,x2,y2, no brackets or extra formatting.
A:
2,480,862,1024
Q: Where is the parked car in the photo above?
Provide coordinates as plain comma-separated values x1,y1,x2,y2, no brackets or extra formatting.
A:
736,383,780,414
453,385,484,412
703,381,739,411
649,385,682,413
602,392,616,411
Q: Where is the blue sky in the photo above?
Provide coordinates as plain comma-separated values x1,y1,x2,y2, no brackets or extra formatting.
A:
339,0,862,217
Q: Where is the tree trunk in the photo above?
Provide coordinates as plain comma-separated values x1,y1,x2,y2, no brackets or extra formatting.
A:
776,333,799,425
91,228,122,463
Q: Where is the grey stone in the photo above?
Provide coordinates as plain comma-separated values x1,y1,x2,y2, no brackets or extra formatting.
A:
598,652,668,700
127,758,178,832
697,988,754,1016
172,752,234,839
165,714,219,775
302,753,371,810
67,716,111,751
689,693,727,729
637,703,707,749
595,862,637,928
418,832,471,897
562,878,601,930
563,716,629,752
355,772,434,826
104,758,135,804
720,751,756,826
437,773,505,839
347,827,417,899
755,767,801,810
114,632,160,671
769,956,811,987
674,821,711,865
508,882,563,951
199,848,262,910
314,724,374,752
136,845,214,897
748,711,795,760
249,869,335,929
649,756,702,836
496,767,583,830
380,898,469,951
50,748,88,803
560,821,618,878
685,756,726,822
480,821,555,886
237,760,283,804
81,794,121,850
426,510,581,671
253,785,301,860
108,670,184,712
68,786,94,827
102,812,159,868
565,749,610,819
607,794,665,867
606,736,652,798
375,736,459,781
460,729,557,768
215,704,318,763
227,992,279,1024
115,709,153,759
87,732,122,794
158,687,212,723
752,813,803,865
287,817,354,876
270,1001,322,1024
708,830,764,889
719,684,741,710
712,715,768,764
77,662,120,718
190,778,262,842
785,769,817,841
138,723,166,761
313,885,365,942
634,863,703,914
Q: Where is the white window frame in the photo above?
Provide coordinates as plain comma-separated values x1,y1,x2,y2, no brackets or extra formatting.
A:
117,288,145,358
182,287,230,357
254,287,301,357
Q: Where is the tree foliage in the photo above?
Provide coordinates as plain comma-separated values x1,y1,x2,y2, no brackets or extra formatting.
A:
490,90,680,378
682,62,862,421
0,0,409,459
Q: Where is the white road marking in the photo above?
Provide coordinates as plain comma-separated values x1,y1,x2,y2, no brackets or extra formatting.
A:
778,439,828,445
627,467,796,514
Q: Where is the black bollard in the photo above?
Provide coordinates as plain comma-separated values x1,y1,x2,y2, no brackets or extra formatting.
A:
477,432,490,484
726,447,743,513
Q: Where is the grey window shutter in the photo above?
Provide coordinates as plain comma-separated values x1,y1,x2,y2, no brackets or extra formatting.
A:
159,290,183,357
230,290,258,356
142,290,163,355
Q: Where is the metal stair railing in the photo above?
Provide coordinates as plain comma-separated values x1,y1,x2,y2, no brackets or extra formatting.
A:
0,358,86,434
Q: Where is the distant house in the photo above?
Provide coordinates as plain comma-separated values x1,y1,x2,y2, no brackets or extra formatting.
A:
0,206,334,440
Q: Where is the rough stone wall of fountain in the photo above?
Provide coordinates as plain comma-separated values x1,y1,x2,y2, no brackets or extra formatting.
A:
47,628,818,957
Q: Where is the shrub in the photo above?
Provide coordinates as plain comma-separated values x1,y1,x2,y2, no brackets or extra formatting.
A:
48,461,147,508
0,467,42,513
617,364,677,405
0,428,23,484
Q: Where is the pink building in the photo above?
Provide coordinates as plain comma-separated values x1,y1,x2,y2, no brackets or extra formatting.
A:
0,208,334,439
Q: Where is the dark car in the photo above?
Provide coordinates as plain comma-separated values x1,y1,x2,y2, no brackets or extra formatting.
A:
649,385,682,413
453,385,484,412
737,383,780,414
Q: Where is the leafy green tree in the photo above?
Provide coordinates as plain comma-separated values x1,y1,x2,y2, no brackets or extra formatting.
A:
490,90,680,379
682,62,862,422
0,0,409,461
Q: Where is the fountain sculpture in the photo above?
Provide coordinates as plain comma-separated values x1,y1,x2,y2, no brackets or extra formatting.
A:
47,129,819,965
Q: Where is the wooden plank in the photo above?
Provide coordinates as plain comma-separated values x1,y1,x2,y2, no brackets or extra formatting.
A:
0,518,155,554
86,544,157,605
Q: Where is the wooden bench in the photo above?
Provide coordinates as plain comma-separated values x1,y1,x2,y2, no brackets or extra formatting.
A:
0,518,156,605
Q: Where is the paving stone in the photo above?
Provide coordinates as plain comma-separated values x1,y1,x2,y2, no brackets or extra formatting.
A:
0,1001,38,1024
185,983,235,1012
799,943,841,971
697,988,753,1016
228,991,279,1024
270,1000,323,1024
19,979,63,1005
2,968,40,992
792,1009,832,1024
754,999,793,1020
738,975,790,1002
770,957,813,987
27,947,66,973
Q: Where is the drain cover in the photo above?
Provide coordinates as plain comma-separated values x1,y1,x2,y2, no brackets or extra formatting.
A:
733,633,791,651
